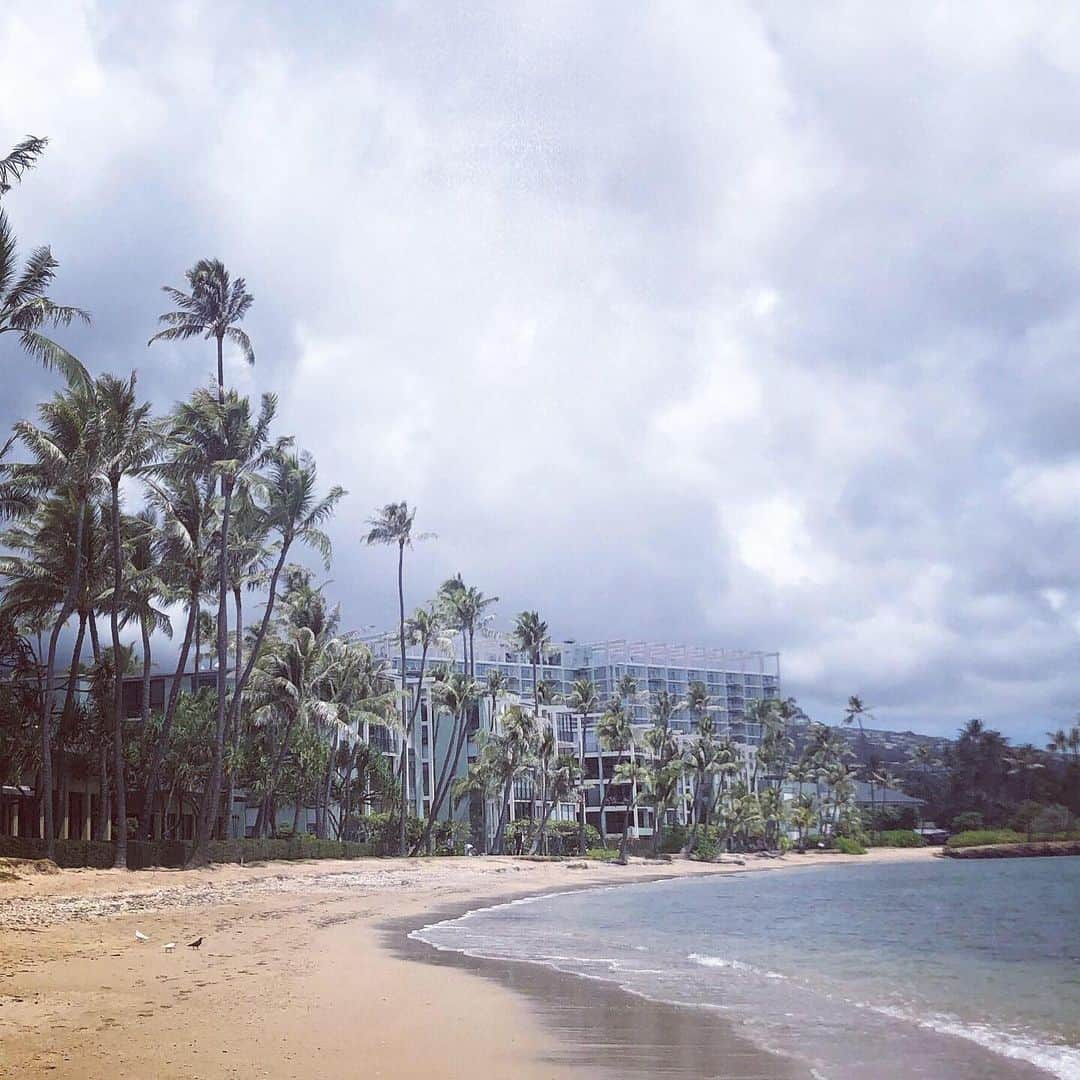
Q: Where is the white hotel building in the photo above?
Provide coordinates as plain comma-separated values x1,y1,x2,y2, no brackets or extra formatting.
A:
367,634,781,846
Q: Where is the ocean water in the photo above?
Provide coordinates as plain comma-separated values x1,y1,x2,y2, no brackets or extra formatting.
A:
413,858,1080,1079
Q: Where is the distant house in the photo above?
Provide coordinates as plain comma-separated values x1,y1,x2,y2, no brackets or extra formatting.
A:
851,781,924,811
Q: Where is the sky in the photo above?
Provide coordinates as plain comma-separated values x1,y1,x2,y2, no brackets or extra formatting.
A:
3,2,1080,744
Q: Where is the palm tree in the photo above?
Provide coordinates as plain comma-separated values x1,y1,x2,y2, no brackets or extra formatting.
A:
169,389,281,862
530,753,582,855
683,714,717,853
365,502,433,855
565,677,599,854
529,724,558,854
136,472,215,841
0,137,89,385
419,668,479,854
596,701,633,847
149,259,254,402
438,574,497,679
7,383,103,855
512,611,550,723
613,760,651,864
97,373,157,867
489,705,537,854
843,694,873,763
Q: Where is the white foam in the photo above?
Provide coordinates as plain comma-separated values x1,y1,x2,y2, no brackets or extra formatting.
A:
688,953,787,980
870,1004,1080,1080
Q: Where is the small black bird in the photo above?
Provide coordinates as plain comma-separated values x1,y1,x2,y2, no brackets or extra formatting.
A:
186,937,203,949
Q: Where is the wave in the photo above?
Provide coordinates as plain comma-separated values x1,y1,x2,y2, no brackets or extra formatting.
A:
687,953,787,980
869,1004,1080,1080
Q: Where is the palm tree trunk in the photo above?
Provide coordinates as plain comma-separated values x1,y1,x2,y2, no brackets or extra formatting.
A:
40,499,88,859
597,753,609,847
216,333,225,404
109,478,129,870
137,595,197,841
397,540,408,857
192,479,233,863
618,803,633,863
493,775,514,854
224,585,243,840
60,614,87,726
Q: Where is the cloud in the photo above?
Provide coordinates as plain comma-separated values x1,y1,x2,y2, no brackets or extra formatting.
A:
3,1,1080,743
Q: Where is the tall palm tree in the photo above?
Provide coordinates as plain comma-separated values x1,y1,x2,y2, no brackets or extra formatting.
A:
565,677,599,854
169,389,281,862
97,373,157,867
7,383,103,855
513,611,550,725
596,701,633,847
843,694,873,763
438,574,497,679
529,724,558,854
0,137,89,386
488,705,537,855
136,472,215,840
419,669,479,853
365,502,433,855
149,259,254,402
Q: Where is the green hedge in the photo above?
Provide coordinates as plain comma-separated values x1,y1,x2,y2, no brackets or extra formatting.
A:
870,830,926,848
0,837,115,868
946,829,1025,849
947,828,1080,849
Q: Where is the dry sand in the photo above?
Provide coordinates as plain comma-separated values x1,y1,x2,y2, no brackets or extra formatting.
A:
0,847,936,1079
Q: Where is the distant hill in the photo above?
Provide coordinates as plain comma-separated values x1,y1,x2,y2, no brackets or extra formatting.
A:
792,719,952,767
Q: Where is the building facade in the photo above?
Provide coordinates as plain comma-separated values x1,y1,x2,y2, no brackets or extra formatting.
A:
368,634,781,847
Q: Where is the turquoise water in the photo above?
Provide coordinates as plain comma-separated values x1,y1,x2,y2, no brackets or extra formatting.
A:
414,858,1080,1078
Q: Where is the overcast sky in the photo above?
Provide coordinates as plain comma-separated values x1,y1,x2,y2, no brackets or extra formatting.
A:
4,2,1080,743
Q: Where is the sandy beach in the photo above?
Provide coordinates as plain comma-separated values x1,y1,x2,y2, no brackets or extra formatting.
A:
0,848,935,1079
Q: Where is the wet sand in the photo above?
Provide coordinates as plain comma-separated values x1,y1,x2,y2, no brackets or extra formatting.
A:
0,848,934,1078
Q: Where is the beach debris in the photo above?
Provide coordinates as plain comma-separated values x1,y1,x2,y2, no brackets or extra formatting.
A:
186,937,203,949
134,930,149,942
163,942,176,953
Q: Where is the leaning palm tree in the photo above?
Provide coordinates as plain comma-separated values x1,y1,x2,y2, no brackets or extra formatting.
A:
365,502,433,855
149,259,254,401
565,676,599,854
97,373,157,867
0,137,89,386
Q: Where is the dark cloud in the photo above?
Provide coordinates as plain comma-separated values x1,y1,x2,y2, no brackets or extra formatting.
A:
3,2,1079,743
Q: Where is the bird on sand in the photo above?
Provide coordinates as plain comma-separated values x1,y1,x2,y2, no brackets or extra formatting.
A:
186,937,203,949
134,930,149,942
163,942,176,953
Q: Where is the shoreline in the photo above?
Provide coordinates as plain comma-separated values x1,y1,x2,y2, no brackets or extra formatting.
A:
0,848,934,1078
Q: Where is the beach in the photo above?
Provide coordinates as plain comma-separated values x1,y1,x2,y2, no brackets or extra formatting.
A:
0,848,934,1079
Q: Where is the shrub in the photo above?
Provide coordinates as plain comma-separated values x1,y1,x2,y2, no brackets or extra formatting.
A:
691,834,719,861
658,823,688,854
0,837,114,868
951,811,984,832
946,829,1025,849
585,847,619,862
835,836,867,855
870,830,925,848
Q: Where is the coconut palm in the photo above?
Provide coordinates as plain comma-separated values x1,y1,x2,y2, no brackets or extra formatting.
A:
565,676,599,854
418,669,479,853
488,705,537,854
135,472,216,840
529,724,558,854
97,373,157,867
843,694,873,764
613,759,651,863
530,752,582,855
438,574,497,679
365,502,433,854
0,137,89,386
168,389,282,861
6,383,103,854
149,259,254,401
512,610,549,722
596,701,633,847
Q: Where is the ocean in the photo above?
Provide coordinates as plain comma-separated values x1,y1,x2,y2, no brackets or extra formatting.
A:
412,857,1080,1079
